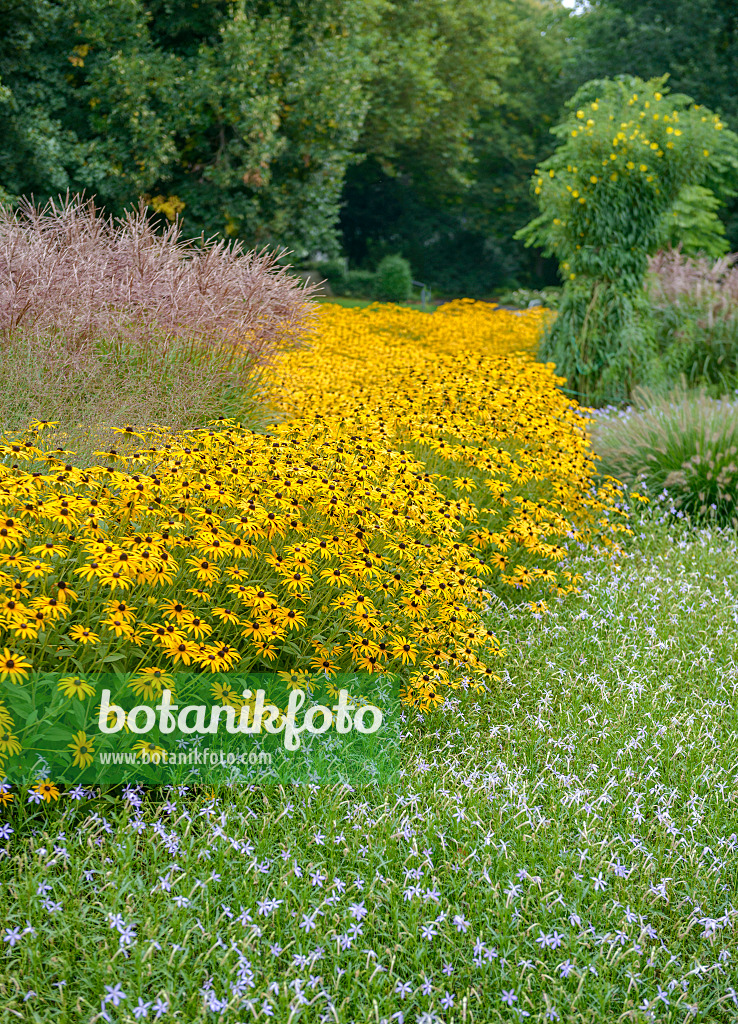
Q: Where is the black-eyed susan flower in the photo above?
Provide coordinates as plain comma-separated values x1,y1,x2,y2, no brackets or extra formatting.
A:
162,638,200,666
0,649,31,684
211,681,241,706
212,605,241,625
29,540,70,558
308,653,339,678
11,620,39,641
180,613,212,638
132,740,166,762
58,675,95,700
278,669,310,691
280,607,306,630
22,560,53,580
68,730,95,768
0,727,22,757
197,643,240,672
68,625,100,645
32,778,60,802
389,636,418,666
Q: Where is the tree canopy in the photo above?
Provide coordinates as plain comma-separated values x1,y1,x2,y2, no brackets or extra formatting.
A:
2,0,738,291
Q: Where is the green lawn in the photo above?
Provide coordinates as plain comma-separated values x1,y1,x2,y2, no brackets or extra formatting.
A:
2,506,737,1022
315,296,436,311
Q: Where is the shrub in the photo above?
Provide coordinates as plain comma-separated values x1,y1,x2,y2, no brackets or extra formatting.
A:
342,269,377,298
495,287,561,310
374,255,412,303
591,386,738,526
664,184,731,259
0,194,315,437
318,258,348,293
517,75,738,406
647,248,738,389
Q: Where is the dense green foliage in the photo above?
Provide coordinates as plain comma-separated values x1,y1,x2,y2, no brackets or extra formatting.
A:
341,0,569,295
4,0,738,293
573,2,738,126
518,76,738,404
340,0,738,294
0,0,375,252
572,0,738,249
373,254,411,302
592,388,738,526
0,0,518,263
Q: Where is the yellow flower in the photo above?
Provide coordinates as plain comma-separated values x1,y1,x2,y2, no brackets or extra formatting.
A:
197,643,241,672
68,625,100,645
278,669,311,690
390,636,418,666
0,649,31,684
180,612,212,638
102,616,134,638
132,740,166,762
58,675,95,700
11,620,39,641
0,727,22,757
212,606,240,625
32,778,60,802
211,681,241,706
22,560,53,579
69,730,95,768
185,558,220,584
129,668,174,700
163,638,201,665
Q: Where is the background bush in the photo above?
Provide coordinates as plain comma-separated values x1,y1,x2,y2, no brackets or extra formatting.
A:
342,269,378,298
518,75,738,406
374,255,412,302
318,258,348,294
591,386,738,526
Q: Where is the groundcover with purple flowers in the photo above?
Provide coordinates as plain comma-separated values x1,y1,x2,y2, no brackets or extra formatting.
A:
1,503,738,1023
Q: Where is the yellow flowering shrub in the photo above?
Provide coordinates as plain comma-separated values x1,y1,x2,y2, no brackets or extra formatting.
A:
0,300,629,773
518,75,738,405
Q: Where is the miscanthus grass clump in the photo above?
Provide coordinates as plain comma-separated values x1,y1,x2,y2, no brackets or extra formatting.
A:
0,195,314,440
0,511,736,1021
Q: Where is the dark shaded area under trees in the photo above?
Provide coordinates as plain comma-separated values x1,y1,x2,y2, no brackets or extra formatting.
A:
1,0,738,295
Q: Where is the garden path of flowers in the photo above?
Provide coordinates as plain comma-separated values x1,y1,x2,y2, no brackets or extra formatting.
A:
1,304,737,1022
0,301,626,775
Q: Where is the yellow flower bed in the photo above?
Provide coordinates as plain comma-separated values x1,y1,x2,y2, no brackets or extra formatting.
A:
0,301,628,770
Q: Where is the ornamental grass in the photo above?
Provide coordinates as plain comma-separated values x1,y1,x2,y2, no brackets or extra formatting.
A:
0,195,315,443
0,300,630,777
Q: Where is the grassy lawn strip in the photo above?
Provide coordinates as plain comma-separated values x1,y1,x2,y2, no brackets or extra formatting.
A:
1,514,737,1023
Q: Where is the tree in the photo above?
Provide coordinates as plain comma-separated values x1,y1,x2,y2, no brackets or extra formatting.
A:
518,75,738,405
568,0,738,245
0,0,374,253
339,0,570,295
